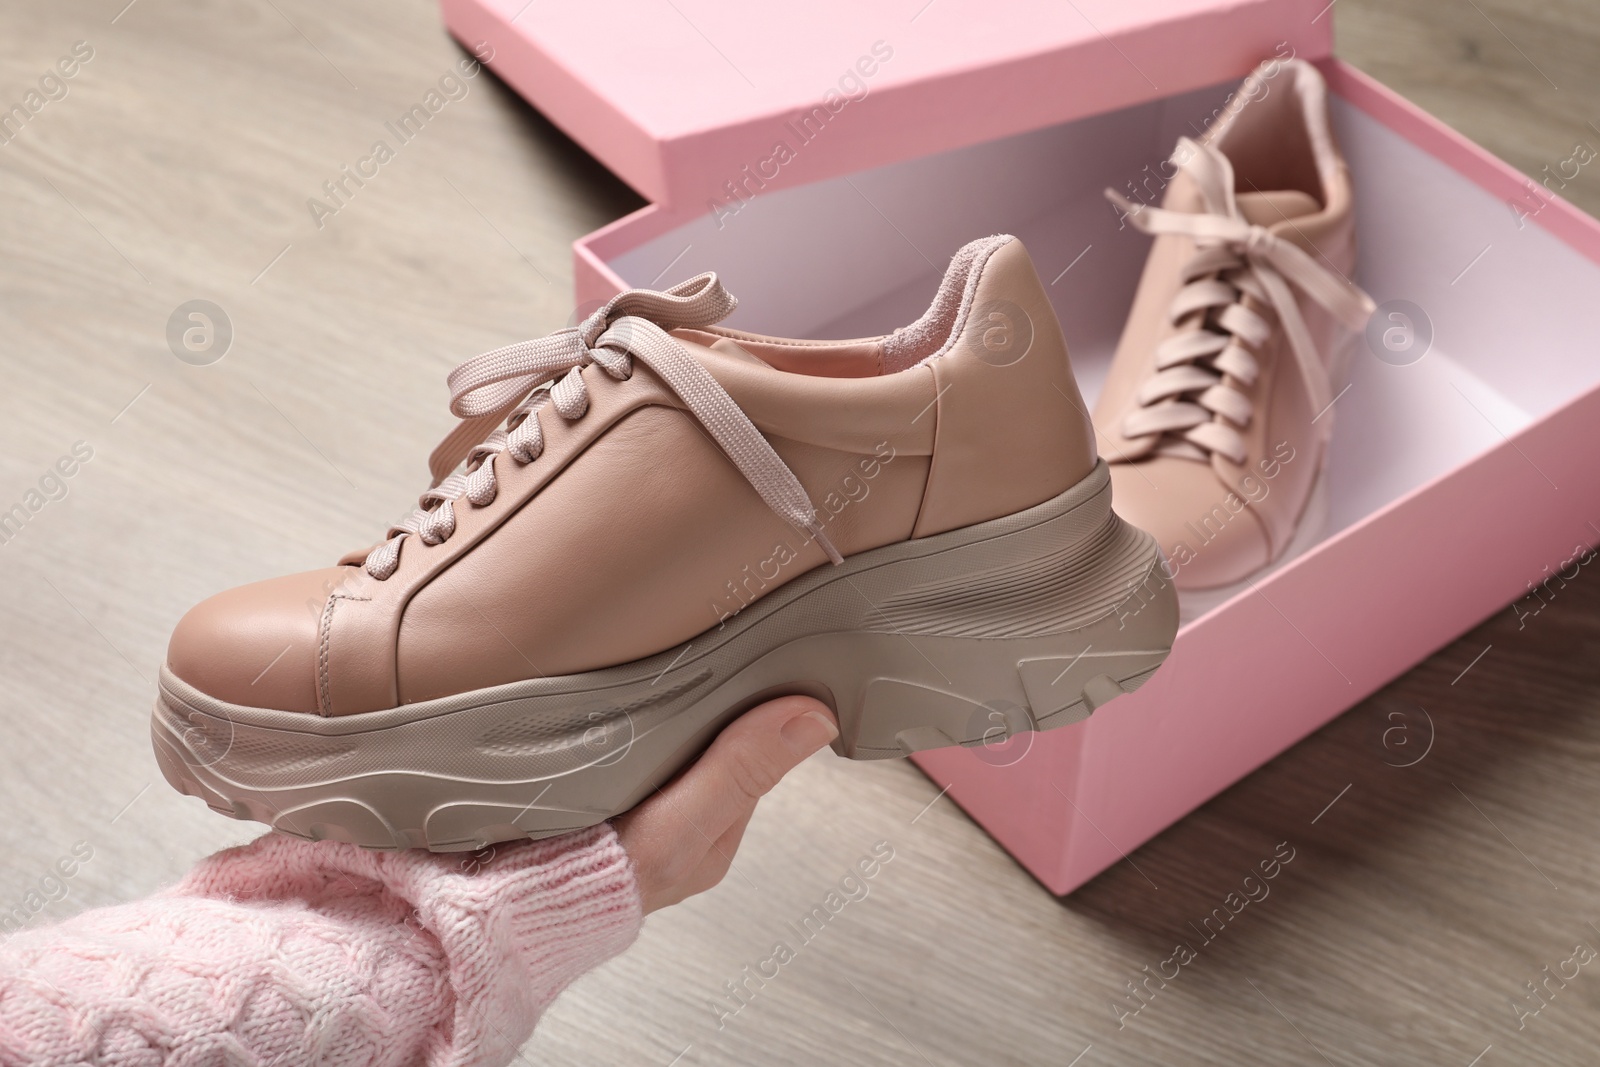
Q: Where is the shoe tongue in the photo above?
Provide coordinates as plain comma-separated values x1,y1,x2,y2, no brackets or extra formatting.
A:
1235,189,1321,227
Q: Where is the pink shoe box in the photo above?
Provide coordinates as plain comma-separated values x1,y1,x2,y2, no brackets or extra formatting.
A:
441,0,1600,893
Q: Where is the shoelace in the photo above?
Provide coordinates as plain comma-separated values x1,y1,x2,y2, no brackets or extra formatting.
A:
362,273,843,580
1104,137,1375,464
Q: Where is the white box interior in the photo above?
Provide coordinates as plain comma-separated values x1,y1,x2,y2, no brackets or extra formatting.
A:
608,82,1600,540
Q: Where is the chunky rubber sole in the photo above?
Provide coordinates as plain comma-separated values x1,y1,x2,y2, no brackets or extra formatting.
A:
152,460,1178,851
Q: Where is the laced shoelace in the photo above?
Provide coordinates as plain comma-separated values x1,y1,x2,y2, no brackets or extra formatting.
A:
362,273,843,580
1104,137,1375,464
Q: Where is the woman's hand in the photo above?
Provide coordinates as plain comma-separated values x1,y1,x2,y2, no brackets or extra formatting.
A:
613,695,838,913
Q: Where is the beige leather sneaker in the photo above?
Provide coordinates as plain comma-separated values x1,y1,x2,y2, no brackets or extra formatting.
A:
1095,58,1374,620
154,235,1178,851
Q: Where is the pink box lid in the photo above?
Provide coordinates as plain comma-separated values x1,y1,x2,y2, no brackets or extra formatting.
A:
440,0,1334,210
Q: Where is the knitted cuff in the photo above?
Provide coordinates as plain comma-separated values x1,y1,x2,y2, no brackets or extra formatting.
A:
174,825,642,1067
411,825,643,1067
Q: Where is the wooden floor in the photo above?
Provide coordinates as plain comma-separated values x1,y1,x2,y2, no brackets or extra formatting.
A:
1,2,1597,1064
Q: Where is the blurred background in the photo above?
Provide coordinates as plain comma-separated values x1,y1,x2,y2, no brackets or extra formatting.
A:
0,2,1596,1064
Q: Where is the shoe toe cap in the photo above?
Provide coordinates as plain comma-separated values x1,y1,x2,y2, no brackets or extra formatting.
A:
1109,458,1271,590
166,567,350,713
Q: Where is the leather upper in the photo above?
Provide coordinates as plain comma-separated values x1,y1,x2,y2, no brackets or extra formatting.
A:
166,236,1098,715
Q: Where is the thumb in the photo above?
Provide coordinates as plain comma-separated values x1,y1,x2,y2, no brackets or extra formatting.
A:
615,696,839,913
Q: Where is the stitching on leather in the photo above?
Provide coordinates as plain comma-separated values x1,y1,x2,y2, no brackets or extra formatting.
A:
317,598,336,716
735,337,875,350
317,593,370,717
701,327,882,349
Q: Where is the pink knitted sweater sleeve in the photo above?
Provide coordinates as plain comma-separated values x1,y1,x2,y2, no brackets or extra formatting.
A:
0,825,642,1067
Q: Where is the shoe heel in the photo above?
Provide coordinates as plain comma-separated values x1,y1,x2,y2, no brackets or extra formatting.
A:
817,480,1179,759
